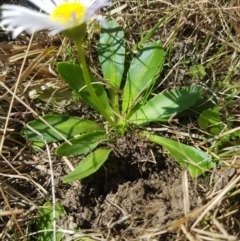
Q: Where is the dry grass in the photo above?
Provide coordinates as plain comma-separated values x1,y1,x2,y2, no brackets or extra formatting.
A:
0,0,240,240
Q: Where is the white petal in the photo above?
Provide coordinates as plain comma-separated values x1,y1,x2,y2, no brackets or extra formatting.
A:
51,0,66,6
49,26,67,36
94,15,108,28
83,0,110,21
0,0,110,38
0,5,65,38
12,27,26,39
27,0,55,14
80,0,94,7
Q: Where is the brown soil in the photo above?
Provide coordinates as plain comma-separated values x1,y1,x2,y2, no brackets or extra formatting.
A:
50,133,202,240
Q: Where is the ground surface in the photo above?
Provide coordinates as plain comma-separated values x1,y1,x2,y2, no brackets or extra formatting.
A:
56,154,201,240
1,0,240,241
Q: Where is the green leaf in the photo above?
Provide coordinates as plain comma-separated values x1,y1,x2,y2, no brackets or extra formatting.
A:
129,86,202,125
28,85,73,107
98,18,125,89
35,202,65,241
189,64,206,80
56,130,107,156
36,87,73,107
57,63,113,117
211,125,226,136
122,41,165,114
178,97,215,116
63,148,112,182
144,133,213,177
22,114,103,143
198,108,221,130
98,18,125,114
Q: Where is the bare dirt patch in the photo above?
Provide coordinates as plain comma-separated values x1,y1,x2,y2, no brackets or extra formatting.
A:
49,133,202,240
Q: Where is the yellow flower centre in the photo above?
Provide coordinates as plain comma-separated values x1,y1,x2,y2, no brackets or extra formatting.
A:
51,2,86,25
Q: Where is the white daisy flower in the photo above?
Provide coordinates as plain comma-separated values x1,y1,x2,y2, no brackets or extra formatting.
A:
0,0,109,38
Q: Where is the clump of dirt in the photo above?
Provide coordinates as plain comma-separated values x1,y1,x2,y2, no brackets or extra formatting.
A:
55,133,202,240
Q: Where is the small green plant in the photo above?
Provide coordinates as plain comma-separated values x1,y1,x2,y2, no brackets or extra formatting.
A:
189,64,206,80
65,45,77,65
34,202,65,241
198,86,240,153
22,18,213,182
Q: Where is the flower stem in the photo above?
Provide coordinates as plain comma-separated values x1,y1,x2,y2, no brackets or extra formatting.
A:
76,41,115,127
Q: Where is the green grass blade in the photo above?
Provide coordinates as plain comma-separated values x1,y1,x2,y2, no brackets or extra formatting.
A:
132,14,168,52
